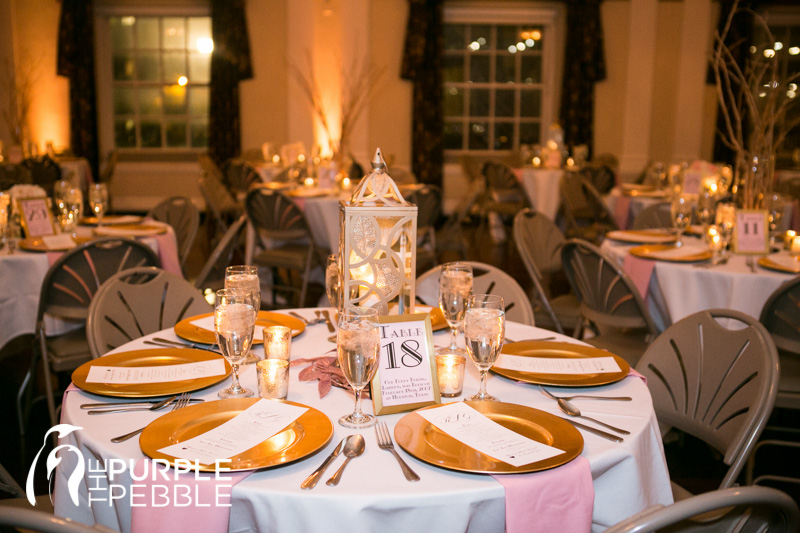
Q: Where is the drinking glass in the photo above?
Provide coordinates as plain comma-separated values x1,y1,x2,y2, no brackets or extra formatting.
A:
766,193,787,249
225,265,261,364
437,262,473,356
337,306,380,428
214,288,256,398
670,193,693,247
58,187,82,238
325,254,342,310
88,183,109,226
696,188,717,232
464,294,505,401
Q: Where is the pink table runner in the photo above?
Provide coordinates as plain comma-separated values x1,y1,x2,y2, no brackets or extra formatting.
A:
622,254,656,302
613,195,632,230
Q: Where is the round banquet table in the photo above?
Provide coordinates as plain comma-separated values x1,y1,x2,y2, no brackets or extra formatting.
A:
54,309,672,533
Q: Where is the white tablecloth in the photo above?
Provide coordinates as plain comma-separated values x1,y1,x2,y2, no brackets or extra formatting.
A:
514,168,564,221
54,313,672,532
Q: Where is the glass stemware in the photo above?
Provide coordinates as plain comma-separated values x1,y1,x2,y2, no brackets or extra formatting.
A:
766,193,787,249
464,294,505,402
58,186,82,238
337,306,380,428
670,193,693,247
696,188,717,233
225,265,261,365
437,262,473,357
89,183,109,226
214,288,256,399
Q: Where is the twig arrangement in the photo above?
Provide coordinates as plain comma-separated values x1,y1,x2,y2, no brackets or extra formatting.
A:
711,0,800,208
0,56,38,146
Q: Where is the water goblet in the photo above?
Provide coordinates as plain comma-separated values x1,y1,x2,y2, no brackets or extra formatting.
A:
89,183,109,226
464,294,505,401
766,193,787,249
58,187,83,238
337,306,380,428
670,193,693,247
437,262,473,356
214,288,256,399
225,265,261,365
696,188,717,232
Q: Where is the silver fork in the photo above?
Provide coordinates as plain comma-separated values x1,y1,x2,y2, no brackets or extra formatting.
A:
111,392,192,443
374,421,420,481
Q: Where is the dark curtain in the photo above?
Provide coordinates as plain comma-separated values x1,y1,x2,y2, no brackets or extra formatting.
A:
208,0,253,166
57,0,98,180
559,0,606,158
401,0,443,187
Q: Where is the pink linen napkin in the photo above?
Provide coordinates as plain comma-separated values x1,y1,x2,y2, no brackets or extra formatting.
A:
627,368,647,384
150,230,182,275
622,254,656,302
492,455,594,533
130,458,251,533
613,195,632,230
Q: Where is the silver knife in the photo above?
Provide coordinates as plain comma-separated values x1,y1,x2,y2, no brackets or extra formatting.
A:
300,438,345,489
321,310,336,333
567,419,624,443
80,398,204,409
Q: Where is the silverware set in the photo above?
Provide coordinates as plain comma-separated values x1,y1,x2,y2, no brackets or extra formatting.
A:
82,394,203,414
288,311,325,326
539,385,631,443
110,392,193,443
144,337,221,354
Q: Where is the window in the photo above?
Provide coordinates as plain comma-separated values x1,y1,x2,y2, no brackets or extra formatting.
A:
97,11,212,153
443,3,563,158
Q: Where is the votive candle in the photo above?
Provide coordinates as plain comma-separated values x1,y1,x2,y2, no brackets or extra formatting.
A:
436,354,466,397
256,359,289,400
784,230,796,251
264,326,292,361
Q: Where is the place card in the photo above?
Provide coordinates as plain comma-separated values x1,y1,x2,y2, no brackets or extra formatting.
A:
17,197,55,237
494,355,622,375
158,399,308,465
85,359,226,384
41,234,75,250
371,313,440,415
733,209,769,254
417,402,564,467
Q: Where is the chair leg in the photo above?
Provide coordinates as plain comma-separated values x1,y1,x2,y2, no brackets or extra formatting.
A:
38,336,58,428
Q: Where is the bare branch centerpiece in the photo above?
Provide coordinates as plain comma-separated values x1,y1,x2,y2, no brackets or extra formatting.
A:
712,0,800,209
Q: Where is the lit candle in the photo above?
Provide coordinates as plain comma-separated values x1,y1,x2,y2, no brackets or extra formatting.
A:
263,326,292,361
436,354,466,397
791,235,800,255
341,176,352,189
272,154,281,164
532,156,542,168
785,230,796,251
304,176,315,187
256,359,289,400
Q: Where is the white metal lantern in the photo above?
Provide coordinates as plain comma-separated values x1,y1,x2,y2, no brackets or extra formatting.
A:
339,148,417,315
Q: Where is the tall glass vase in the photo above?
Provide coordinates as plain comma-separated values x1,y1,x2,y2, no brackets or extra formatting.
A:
735,151,774,210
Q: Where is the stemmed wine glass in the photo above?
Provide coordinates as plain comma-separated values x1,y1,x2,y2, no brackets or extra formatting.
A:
696,188,717,233
766,193,787,249
225,265,261,364
214,288,256,398
437,262,473,356
464,294,505,401
337,306,380,428
670,193,693,247
89,183,109,226
58,186,83,238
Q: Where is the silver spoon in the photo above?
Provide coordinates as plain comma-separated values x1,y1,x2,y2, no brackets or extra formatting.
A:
87,395,177,415
555,397,630,435
539,385,631,402
326,434,365,486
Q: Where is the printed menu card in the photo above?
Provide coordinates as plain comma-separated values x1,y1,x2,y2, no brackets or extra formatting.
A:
493,355,621,375
86,360,227,384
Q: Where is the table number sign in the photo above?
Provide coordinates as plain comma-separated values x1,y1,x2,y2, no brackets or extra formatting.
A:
371,313,440,415
733,209,769,254
16,197,56,237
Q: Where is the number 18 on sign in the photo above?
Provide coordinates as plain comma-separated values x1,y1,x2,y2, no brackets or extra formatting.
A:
371,313,441,415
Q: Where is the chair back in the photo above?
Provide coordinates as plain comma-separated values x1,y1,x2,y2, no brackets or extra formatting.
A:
581,163,616,194
245,188,312,242
561,239,657,333
0,506,117,533
21,156,61,190
194,214,247,290
631,202,673,230
759,276,800,409
407,185,442,270
636,309,779,489
147,196,200,270
221,158,260,197
417,261,535,326
605,485,800,533
0,164,32,190
559,173,618,242
87,267,211,357
482,161,519,191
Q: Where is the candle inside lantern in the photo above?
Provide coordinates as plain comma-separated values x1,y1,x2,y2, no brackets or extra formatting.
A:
304,176,315,187
272,154,281,164
263,326,292,361
791,235,800,255
436,354,466,397
785,230,797,251
532,156,542,168
341,176,352,189
256,359,289,400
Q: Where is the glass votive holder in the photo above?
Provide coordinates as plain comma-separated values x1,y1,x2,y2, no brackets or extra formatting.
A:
263,325,292,361
436,354,466,398
256,359,289,400
784,230,797,251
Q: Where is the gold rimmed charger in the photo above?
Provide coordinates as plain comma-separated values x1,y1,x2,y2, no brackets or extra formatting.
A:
94,224,167,237
80,215,143,226
174,311,305,345
287,188,336,198
394,401,583,474
18,236,92,252
606,230,677,245
71,348,231,397
140,398,333,472
492,341,630,387
629,243,713,262
758,255,800,274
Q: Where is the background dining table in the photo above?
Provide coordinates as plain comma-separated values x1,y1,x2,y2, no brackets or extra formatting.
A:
53,309,673,533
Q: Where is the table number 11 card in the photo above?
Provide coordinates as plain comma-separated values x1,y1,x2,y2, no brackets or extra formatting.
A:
371,313,441,415
733,209,769,254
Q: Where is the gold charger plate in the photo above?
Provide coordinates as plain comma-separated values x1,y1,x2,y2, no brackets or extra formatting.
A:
94,224,167,237
629,243,713,262
174,311,306,345
394,401,583,474
71,348,232,397
80,215,143,226
287,188,336,198
140,398,333,472
385,305,448,332
758,255,800,274
18,236,92,252
606,229,677,244
492,341,630,387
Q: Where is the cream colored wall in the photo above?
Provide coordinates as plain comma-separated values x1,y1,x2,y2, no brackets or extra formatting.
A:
594,0,629,162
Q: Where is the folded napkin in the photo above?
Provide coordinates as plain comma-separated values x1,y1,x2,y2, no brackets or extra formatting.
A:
622,254,655,302
613,196,632,230
492,455,593,533
130,458,250,533
628,367,647,384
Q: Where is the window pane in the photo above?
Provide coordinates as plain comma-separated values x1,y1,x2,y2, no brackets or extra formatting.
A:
137,52,160,81
141,120,162,147
494,122,513,150
444,24,466,50
443,55,464,83
112,53,136,81
443,86,464,116
110,17,134,50
521,55,542,84
189,87,209,116
189,53,210,83
522,27,544,51
472,25,491,50
468,121,489,150
469,88,489,117
188,18,212,52
139,88,162,115
469,55,489,83
164,52,186,83
520,123,541,145
497,26,518,52
113,88,135,115
496,54,515,83
163,17,186,49
191,120,208,148
444,121,463,150
166,121,187,147
137,18,159,49
520,89,541,118
495,88,515,117
114,119,136,148
163,85,187,115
